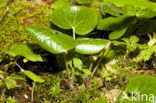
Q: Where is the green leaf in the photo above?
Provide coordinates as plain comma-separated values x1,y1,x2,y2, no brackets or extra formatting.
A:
26,26,76,54
73,58,83,70
130,35,139,44
101,3,122,16
104,0,156,11
75,38,109,54
23,70,44,83
7,44,43,62
122,38,130,44
51,6,98,35
76,0,91,4
82,69,91,75
5,77,17,89
123,6,156,19
109,27,128,39
137,46,156,62
52,0,70,9
117,75,156,103
97,16,135,30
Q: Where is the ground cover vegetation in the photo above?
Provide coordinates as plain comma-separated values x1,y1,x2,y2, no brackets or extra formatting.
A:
0,0,156,103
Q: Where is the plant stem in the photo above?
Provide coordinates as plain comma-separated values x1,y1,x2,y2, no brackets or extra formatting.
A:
15,62,24,72
31,82,35,102
89,42,111,82
72,27,76,40
63,53,74,89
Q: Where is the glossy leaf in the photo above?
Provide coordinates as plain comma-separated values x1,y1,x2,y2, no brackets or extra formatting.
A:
51,6,98,35
7,44,43,62
5,77,17,89
97,16,135,30
109,27,128,39
75,38,109,54
26,26,76,54
23,70,44,83
104,0,156,11
117,75,156,103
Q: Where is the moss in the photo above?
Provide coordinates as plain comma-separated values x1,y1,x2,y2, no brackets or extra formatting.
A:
0,0,53,61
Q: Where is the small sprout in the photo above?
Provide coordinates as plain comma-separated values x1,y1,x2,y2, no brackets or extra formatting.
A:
148,32,156,46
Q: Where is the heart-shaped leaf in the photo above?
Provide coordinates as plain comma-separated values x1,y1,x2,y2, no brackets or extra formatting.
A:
51,6,98,35
75,38,109,54
117,75,156,103
26,26,76,54
7,44,43,62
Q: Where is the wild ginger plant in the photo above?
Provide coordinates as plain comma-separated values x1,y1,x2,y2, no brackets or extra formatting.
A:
25,6,110,89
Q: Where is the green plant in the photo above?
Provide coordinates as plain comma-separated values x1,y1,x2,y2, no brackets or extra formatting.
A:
96,0,156,40
25,6,110,89
117,75,156,103
7,44,45,102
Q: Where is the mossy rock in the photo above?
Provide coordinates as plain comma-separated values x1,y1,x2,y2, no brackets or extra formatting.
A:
0,0,53,62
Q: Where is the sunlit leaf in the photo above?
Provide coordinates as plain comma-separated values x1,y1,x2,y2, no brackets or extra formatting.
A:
51,6,98,35
7,44,43,62
26,26,76,54
117,75,156,103
23,70,44,83
75,38,109,54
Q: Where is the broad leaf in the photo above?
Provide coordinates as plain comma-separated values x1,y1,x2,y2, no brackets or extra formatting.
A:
75,38,109,54
51,6,98,35
117,75,156,103
23,70,44,83
123,6,156,19
26,26,76,54
101,3,122,16
5,77,17,89
7,44,43,62
104,0,156,11
109,27,128,39
97,16,135,30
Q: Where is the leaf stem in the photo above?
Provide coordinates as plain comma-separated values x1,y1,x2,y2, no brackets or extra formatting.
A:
72,27,76,40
